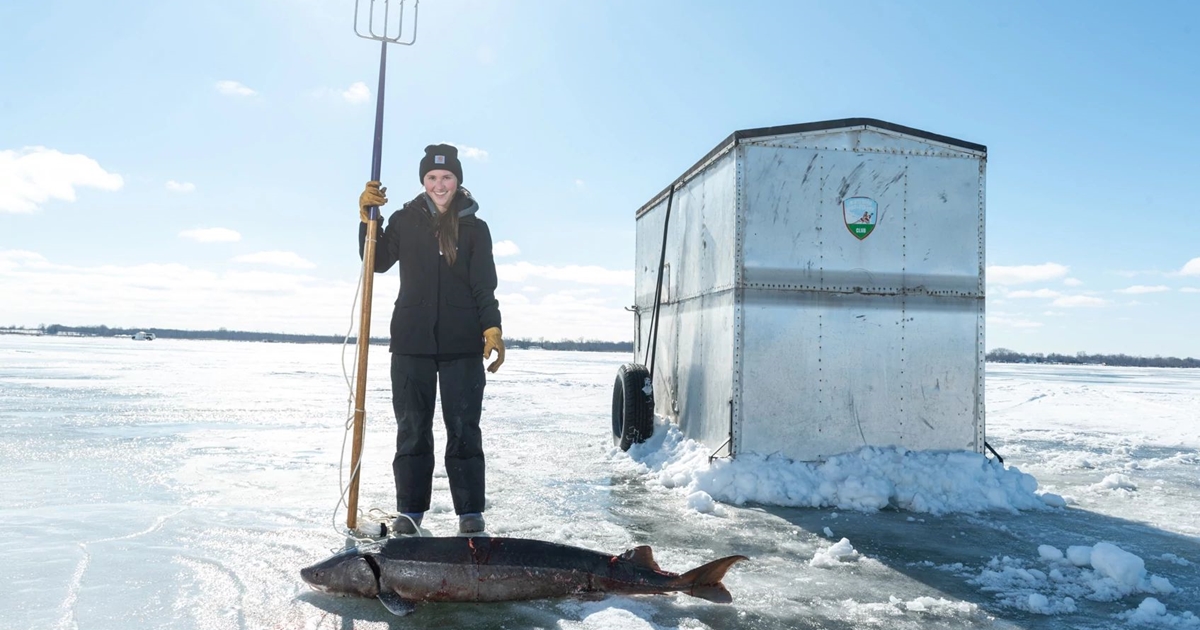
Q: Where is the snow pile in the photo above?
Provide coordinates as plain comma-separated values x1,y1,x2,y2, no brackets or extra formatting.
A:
1039,544,1065,562
1161,554,1192,567
830,596,981,622
1089,543,1174,597
1039,492,1068,507
1092,473,1139,492
621,417,1059,515
893,595,978,615
559,597,669,630
970,542,1179,616
1118,598,1200,628
1067,545,1094,567
684,490,724,515
809,537,858,568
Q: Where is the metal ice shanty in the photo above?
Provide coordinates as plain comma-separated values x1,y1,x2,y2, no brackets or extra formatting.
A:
633,118,987,462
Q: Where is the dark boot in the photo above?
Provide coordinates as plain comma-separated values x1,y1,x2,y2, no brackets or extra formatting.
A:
390,512,423,536
458,513,486,535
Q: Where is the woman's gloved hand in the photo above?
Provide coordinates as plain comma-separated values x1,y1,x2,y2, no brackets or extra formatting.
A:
359,181,388,222
483,327,505,373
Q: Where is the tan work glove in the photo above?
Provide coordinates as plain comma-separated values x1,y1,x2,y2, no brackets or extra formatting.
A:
359,181,388,222
483,327,505,373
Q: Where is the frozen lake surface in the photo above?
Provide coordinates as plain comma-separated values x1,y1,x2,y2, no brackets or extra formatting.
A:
2,335,1198,629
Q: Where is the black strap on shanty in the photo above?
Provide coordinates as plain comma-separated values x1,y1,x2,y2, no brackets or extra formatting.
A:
984,441,1004,464
645,185,676,380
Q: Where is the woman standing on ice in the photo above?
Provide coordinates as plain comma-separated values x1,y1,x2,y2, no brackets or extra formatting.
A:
357,144,504,536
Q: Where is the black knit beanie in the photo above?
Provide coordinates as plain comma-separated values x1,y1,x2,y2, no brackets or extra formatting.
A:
418,144,463,184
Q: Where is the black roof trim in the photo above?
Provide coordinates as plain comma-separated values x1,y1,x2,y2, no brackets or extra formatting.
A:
637,118,986,216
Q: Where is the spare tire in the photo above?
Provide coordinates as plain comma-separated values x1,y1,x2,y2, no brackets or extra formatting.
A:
612,363,654,451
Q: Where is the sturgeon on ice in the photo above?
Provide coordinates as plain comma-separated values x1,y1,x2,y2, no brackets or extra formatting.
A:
300,536,748,615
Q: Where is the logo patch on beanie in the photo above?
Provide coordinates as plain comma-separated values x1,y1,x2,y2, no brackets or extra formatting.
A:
434,155,446,164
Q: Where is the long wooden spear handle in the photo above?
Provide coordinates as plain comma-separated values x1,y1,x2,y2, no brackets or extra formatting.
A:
348,214,377,531
347,40,389,531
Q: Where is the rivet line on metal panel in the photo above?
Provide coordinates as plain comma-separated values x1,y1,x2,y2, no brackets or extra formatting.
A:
900,157,908,423
742,283,982,297
977,158,987,453
731,146,744,458
745,126,984,157
817,157,825,411
747,141,976,159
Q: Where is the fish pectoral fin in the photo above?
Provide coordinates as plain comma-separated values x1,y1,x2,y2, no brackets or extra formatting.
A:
377,592,416,616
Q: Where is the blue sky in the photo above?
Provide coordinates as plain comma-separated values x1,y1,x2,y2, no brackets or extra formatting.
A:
2,0,1198,356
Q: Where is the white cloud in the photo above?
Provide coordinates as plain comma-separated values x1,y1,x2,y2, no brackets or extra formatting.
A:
495,288,631,341
497,261,633,286
232,251,316,269
0,249,634,342
166,180,195,193
492,240,520,257
0,249,354,334
342,82,370,104
0,249,49,272
1181,287,1200,294
180,228,241,243
575,179,586,188
1063,278,1083,287
1115,269,1163,278
0,147,124,213
444,143,489,161
1007,289,1062,299
496,292,531,306
988,314,1043,329
1181,258,1200,276
216,80,256,97
1052,295,1108,308
1115,285,1170,295
987,263,1069,285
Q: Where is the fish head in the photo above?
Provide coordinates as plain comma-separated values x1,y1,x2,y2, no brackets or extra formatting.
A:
300,547,381,597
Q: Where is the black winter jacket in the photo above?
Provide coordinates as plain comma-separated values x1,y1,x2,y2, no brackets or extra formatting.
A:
358,189,502,355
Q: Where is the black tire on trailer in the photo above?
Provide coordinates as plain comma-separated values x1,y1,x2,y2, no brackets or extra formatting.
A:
612,363,654,451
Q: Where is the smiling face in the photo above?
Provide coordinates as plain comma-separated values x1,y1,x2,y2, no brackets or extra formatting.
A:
423,170,459,212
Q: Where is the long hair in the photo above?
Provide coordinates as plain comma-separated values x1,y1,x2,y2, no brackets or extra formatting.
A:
435,195,460,267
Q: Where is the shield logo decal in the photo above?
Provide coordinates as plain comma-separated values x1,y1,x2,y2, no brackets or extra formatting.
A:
843,196,877,240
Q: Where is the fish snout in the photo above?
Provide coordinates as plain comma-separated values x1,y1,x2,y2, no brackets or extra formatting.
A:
299,565,328,591
299,552,381,597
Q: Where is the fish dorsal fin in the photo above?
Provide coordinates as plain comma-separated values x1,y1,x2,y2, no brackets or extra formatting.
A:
621,545,662,571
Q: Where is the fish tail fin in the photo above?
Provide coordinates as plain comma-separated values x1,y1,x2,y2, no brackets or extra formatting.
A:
673,555,748,603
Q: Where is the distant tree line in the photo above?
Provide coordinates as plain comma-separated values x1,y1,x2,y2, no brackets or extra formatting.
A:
506,338,633,353
987,348,1200,369
37,324,356,344
5,324,633,353
10,326,1197,364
